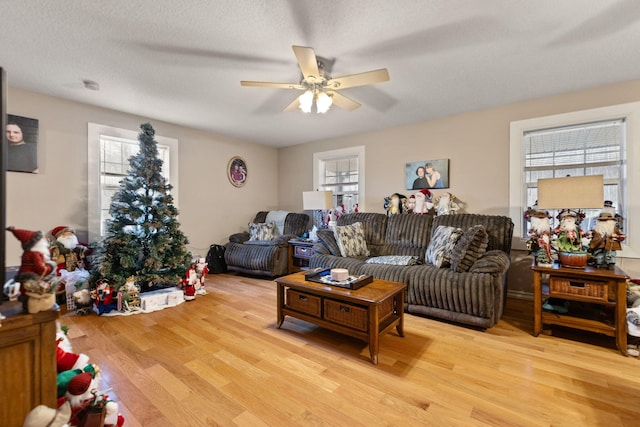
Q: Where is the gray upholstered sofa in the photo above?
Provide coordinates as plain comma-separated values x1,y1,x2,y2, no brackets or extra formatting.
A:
225,211,309,277
310,212,514,328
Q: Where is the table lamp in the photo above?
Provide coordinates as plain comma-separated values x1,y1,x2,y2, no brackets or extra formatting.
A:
303,190,333,230
536,175,604,268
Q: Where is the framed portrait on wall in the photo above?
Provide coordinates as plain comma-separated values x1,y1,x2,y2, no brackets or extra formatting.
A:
6,114,39,173
405,159,449,190
227,156,247,187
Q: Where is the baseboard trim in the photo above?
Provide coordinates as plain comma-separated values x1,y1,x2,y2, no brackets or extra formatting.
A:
507,289,533,301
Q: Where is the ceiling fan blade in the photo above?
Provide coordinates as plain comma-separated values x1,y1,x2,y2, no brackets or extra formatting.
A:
283,96,301,112
241,80,304,89
326,69,390,90
329,91,361,111
292,45,321,82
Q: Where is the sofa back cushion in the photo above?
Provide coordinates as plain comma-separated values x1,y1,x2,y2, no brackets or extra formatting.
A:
337,213,388,255
383,214,434,257
254,211,309,237
450,225,489,272
432,214,514,254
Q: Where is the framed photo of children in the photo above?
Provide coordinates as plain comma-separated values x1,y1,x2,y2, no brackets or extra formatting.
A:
227,156,247,187
405,159,449,190
6,114,39,173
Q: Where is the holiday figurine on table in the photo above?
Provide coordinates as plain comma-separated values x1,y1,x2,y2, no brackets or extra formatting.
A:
588,212,625,269
195,257,209,295
554,209,587,253
6,226,57,313
183,263,198,301
524,208,554,267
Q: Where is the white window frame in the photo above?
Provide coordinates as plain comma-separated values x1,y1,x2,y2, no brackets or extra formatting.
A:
88,123,179,243
509,102,640,258
313,146,365,212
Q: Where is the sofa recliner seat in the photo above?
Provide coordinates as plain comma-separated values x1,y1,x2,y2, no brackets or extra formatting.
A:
225,211,309,277
310,212,513,328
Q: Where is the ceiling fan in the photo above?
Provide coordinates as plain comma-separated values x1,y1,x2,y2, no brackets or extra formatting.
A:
241,45,390,113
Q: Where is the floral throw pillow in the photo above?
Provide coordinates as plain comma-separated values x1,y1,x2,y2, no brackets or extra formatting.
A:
425,225,464,268
248,222,275,241
333,222,370,257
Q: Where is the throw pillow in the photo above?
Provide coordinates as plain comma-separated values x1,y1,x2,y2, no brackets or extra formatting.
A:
248,222,275,241
333,222,370,257
317,229,341,256
425,225,464,268
450,225,489,272
365,255,423,266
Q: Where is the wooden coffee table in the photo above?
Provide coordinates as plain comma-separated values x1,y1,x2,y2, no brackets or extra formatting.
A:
275,272,406,364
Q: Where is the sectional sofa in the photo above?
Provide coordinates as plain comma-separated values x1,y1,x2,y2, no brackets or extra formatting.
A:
310,212,514,329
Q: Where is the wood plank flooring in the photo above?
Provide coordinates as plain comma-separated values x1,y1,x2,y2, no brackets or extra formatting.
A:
60,274,640,427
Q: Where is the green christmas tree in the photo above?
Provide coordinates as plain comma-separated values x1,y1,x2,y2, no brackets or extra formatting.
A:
92,123,191,290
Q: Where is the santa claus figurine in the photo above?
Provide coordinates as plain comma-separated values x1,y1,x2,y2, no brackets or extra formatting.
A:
554,209,587,252
413,189,433,214
50,226,89,275
183,263,198,301
6,226,57,310
195,257,209,295
525,208,554,267
588,212,625,269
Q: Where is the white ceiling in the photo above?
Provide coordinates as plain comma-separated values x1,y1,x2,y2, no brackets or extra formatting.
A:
2,1,640,148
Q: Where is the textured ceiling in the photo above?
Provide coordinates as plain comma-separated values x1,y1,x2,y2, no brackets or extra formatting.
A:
2,0,640,147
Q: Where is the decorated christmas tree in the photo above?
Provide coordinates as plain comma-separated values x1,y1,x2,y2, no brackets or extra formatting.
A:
92,123,191,291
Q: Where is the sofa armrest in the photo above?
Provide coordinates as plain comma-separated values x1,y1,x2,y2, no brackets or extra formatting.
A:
312,242,331,255
468,250,511,274
272,234,296,246
229,232,250,243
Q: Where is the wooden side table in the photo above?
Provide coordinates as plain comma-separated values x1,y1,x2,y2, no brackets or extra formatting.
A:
532,263,629,355
288,239,315,274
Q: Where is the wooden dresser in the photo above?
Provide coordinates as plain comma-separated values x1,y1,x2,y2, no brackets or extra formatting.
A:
0,302,59,426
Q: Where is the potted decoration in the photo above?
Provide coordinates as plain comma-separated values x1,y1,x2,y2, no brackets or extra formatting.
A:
553,209,590,268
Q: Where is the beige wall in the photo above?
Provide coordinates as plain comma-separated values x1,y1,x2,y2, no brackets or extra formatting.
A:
278,80,640,290
5,87,279,265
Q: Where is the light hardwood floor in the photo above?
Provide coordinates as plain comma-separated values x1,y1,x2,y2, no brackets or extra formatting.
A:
61,274,640,427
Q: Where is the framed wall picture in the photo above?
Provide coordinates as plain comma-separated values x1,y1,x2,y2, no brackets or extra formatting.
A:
405,159,449,190
6,114,39,173
227,156,247,187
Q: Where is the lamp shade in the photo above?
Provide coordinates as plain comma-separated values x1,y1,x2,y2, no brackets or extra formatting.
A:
303,191,333,210
537,175,604,209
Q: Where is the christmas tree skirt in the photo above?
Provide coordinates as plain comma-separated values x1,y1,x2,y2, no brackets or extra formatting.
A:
102,286,185,316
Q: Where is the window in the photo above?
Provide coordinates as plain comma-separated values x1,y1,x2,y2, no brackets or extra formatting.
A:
98,135,170,236
524,119,625,232
510,102,640,258
88,123,179,242
313,146,365,212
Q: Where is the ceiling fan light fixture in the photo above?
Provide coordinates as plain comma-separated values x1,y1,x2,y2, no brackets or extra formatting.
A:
316,91,332,114
299,90,313,113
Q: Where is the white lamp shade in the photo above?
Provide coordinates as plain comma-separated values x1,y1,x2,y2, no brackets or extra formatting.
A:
303,191,333,210
537,175,604,209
